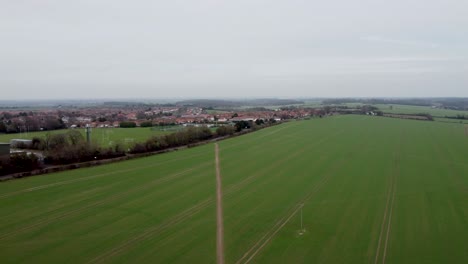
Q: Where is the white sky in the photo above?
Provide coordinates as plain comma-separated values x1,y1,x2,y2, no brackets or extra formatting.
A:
1,0,467,99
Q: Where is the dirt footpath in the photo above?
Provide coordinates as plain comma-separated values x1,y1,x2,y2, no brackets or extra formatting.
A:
215,143,225,264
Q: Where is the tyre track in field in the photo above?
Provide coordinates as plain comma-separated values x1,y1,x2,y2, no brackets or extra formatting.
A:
221,122,301,151
0,151,211,200
221,129,344,202
0,164,168,224
225,138,343,241
382,178,397,264
374,132,401,264
373,169,397,264
428,126,468,194
0,161,212,241
0,183,117,230
235,155,347,264
89,169,276,263
87,144,310,263
88,131,345,263
236,124,372,264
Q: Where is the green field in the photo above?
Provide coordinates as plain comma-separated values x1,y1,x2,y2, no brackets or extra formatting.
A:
434,117,468,124
0,127,174,147
206,109,232,114
372,104,468,117
0,116,467,263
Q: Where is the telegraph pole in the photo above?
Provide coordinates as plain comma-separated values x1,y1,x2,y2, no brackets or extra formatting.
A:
86,124,91,144
301,204,303,231
299,203,305,235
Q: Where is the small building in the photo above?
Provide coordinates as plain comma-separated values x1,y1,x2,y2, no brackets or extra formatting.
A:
10,139,33,149
0,143,10,163
230,117,257,122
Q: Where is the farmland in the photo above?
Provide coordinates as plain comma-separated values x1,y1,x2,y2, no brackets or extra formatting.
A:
0,127,177,147
372,104,468,124
0,115,467,263
372,104,468,117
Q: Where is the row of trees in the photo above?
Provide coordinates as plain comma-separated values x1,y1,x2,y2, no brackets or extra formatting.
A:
1,129,127,175
119,121,137,128
0,153,41,176
1,120,277,176
25,130,125,165
445,114,467,120
130,126,215,154
0,115,65,134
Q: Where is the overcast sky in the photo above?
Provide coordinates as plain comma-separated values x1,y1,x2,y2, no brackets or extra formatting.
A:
1,0,467,100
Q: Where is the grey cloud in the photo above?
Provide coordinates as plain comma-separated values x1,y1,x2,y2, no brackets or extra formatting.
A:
0,0,467,99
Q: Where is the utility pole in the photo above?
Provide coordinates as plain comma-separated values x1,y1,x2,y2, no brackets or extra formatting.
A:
86,124,91,144
299,203,305,235
301,204,303,231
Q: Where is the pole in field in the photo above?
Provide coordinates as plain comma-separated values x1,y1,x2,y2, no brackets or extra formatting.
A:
86,124,91,144
301,205,303,230
299,203,305,235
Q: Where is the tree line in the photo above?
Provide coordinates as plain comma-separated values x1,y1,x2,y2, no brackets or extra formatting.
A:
1,120,276,176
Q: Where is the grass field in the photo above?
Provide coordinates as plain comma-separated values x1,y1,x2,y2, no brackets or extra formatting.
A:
372,104,468,117
434,117,468,124
206,110,232,114
0,127,174,147
0,115,467,263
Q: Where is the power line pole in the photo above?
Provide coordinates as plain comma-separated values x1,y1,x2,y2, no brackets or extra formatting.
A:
86,124,91,144
301,204,303,231
299,203,305,235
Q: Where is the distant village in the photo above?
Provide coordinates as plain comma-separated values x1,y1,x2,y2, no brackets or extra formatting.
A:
0,102,328,177
0,104,324,133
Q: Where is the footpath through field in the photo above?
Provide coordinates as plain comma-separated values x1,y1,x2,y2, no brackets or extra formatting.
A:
215,143,225,264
